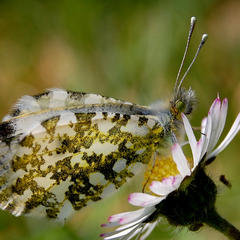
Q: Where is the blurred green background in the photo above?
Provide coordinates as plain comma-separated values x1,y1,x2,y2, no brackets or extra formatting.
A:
0,0,239,239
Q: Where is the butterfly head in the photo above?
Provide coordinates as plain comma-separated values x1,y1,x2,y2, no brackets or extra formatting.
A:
170,87,196,120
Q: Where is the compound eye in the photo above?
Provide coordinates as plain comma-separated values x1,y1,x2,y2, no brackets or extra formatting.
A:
175,100,186,113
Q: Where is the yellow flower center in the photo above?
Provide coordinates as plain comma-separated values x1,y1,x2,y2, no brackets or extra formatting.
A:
143,153,193,193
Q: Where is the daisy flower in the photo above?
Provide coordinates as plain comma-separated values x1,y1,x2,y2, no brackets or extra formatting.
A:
101,96,240,240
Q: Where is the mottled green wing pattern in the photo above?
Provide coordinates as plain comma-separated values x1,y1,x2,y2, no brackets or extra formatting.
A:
0,89,166,221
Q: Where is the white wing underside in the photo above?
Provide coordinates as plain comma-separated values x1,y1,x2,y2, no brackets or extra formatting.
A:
0,89,165,221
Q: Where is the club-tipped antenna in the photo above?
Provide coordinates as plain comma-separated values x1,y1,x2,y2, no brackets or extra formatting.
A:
174,17,197,95
176,33,208,95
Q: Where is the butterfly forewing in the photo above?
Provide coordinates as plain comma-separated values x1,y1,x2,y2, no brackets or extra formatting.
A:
3,88,133,121
0,89,165,220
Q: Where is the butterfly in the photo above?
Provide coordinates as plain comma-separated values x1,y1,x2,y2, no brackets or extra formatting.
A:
0,17,207,221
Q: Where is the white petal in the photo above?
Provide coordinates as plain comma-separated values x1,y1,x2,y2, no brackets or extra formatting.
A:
172,143,191,177
101,221,122,228
108,208,146,223
216,98,228,143
207,98,221,152
209,97,221,115
208,113,240,159
161,175,180,185
201,117,207,134
116,217,144,232
182,114,198,164
149,181,174,196
101,225,139,240
200,115,212,159
199,118,207,150
150,177,181,196
128,193,164,207
122,226,143,240
118,208,154,225
192,139,203,169
198,117,207,162
116,208,155,231
140,222,159,240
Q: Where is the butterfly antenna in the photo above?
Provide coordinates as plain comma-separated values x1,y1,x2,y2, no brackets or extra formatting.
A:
176,33,208,95
174,16,197,95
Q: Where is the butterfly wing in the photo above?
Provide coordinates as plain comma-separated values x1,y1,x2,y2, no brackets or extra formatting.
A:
0,89,165,221
2,88,133,121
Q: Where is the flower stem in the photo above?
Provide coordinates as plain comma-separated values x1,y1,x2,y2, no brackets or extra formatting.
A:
204,209,240,240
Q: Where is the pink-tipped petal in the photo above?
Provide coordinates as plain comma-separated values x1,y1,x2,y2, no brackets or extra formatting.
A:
116,208,155,231
118,208,153,225
200,115,212,159
116,217,144,231
206,97,228,155
101,221,122,228
216,98,228,141
161,176,175,185
207,98,222,152
128,193,163,207
172,143,191,177
211,98,228,150
150,177,182,196
108,208,145,224
108,212,132,223
208,113,240,159
150,181,174,196
209,97,221,115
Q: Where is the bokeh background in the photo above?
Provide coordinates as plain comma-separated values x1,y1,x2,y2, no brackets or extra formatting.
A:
0,0,240,239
